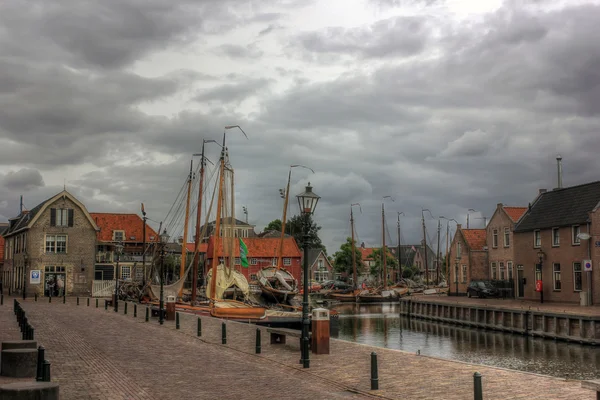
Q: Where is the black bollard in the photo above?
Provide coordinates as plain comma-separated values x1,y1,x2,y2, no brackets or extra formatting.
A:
77,297,79,306
87,297,90,307
124,302,127,315
36,346,45,381
1,294,3,306
176,312,180,329
145,307,149,322
197,317,201,337
63,295,66,304
222,322,227,345
474,372,483,400
105,300,108,311
96,298,99,308
255,328,261,354
42,360,51,382
370,352,379,390
134,304,137,318
49,295,52,303
29,326,35,340
35,293,38,302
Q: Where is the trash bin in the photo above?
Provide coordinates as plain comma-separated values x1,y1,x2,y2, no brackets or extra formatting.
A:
311,308,330,355
166,295,176,320
580,291,589,306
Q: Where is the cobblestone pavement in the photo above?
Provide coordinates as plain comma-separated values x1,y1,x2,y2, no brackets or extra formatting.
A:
0,296,595,399
408,293,600,316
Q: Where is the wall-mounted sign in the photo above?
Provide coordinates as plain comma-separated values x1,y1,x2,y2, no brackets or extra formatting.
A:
583,260,593,272
30,270,41,285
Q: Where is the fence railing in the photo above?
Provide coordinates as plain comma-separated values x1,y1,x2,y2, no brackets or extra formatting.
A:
92,280,115,297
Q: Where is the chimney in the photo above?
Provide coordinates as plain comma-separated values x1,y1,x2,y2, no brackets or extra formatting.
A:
556,155,563,189
497,203,503,210
457,224,462,230
539,189,547,195
360,242,365,248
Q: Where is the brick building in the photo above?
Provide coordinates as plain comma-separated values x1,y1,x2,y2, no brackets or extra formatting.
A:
514,182,600,304
306,248,335,282
0,223,7,291
486,204,527,294
448,225,487,295
2,190,98,297
205,236,302,282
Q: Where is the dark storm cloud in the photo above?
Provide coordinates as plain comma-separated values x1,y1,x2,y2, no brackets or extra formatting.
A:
213,44,264,59
2,169,45,191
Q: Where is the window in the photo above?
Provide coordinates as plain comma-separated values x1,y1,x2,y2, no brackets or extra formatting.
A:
50,208,73,227
251,258,258,265
121,266,131,280
491,262,497,280
552,228,560,247
250,274,257,281
534,230,541,248
456,242,461,258
573,263,582,291
318,259,324,269
492,230,498,248
113,230,125,242
461,264,467,283
272,258,278,266
56,235,67,253
572,225,581,245
504,228,510,247
553,263,561,290
507,261,513,280
499,262,505,280
283,258,291,266
454,264,459,283
235,257,240,265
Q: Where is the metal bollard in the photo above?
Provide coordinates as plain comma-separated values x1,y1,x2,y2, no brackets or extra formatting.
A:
176,312,180,329
222,322,227,345
370,352,379,390
145,307,149,322
36,346,45,381
49,295,51,303
105,300,108,310
42,360,51,382
77,297,79,306
1,294,3,306
197,317,201,337
96,298,98,308
255,328,261,354
124,302,127,315
87,297,90,307
474,372,483,400
134,304,137,318
63,295,66,304
29,326,35,340
35,293,38,302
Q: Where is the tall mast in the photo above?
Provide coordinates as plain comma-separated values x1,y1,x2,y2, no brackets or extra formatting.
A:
277,168,292,270
422,210,429,287
141,203,147,287
179,160,193,298
191,141,207,303
210,139,227,303
445,221,450,284
382,202,387,290
351,206,356,289
397,212,402,282
436,219,441,284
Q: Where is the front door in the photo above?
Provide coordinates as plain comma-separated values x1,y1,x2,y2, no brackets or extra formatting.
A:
517,267,525,298
44,273,66,297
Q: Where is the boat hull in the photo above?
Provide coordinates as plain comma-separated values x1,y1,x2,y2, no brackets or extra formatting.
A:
257,267,298,303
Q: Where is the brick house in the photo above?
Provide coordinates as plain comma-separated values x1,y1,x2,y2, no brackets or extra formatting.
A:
514,182,600,304
201,218,257,242
2,190,98,297
306,248,335,282
90,213,159,296
448,225,487,295
205,236,302,282
486,204,527,294
0,223,7,291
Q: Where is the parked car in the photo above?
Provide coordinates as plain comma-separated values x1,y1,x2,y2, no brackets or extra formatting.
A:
467,280,499,298
320,280,351,291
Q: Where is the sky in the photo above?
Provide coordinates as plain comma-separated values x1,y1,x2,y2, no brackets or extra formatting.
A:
1,0,600,255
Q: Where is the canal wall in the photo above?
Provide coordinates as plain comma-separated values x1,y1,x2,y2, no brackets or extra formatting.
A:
399,298,600,345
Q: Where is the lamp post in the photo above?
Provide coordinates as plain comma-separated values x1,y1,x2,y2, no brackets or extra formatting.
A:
159,229,170,325
537,250,544,304
466,209,477,229
296,182,320,369
22,252,28,300
455,256,461,296
114,242,123,312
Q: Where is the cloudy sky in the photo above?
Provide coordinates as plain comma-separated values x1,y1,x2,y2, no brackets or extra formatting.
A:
1,0,600,254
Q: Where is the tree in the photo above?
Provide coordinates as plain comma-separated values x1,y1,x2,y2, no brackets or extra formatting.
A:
369,247,399,284
263,214,325,253
333,237,364,278
264,219,282,232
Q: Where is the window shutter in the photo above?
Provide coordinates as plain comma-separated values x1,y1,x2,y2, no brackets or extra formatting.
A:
50,208,56,226
68,209,74,227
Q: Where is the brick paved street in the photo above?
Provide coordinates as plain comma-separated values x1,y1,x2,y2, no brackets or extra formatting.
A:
0,296,595,399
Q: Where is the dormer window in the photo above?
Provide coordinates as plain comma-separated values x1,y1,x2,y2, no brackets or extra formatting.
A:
50,208,73,227
113,230,125,242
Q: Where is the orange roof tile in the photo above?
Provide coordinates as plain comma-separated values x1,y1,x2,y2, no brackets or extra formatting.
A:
185,243,208,253
90,213,158,243
206,236,301,259
359,246,393,261
503,206,527,223
462,229,487,250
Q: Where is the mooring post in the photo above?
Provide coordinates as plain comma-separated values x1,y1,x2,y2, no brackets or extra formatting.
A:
63,295,66,304
197,317,201,336
134,304,137,318
34,293,37,302
474,372,483,400
29,325,35,340
176,312,180,329
371,352,379,390
145,307,149,322
36,346,45,381
42,360,51,382
87,297,90,307
124,302,128,315
96,298,99,308
255,328,261,354
222,322,227,344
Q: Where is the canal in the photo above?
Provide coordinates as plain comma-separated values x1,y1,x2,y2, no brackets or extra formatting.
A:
329,302,600,380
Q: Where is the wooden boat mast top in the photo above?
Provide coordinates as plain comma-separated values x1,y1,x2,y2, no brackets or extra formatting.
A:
382,196,394,290
179,160,193,298
350,203,361,289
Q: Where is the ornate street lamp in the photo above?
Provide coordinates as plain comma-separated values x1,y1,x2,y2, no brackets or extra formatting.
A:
296,182,320,369
22,252,28,300
114,242,124,312
159,229,170,325
537,249,544,304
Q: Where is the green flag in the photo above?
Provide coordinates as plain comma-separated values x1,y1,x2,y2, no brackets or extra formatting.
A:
239,238,249,268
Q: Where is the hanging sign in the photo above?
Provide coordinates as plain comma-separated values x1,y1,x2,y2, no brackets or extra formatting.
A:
30,270,41,285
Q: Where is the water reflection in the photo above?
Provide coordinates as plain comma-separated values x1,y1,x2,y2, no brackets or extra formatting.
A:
331,303,600,380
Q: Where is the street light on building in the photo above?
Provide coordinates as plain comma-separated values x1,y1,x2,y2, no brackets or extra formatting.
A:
114,242,123,312
296,182,320,369
159,229,170,325
22,252,28,300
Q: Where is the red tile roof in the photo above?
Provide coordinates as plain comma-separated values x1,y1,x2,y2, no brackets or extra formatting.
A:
462,229,487,250
206,236,301,259
186,243,208,253
90,213,158,243
359,246,393,261
503,206,527,223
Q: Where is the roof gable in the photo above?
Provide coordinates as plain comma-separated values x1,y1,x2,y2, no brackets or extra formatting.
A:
462,229,486,250
206,236,301,259
503,207,527,223
515,181,600,232
90,213,158,242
